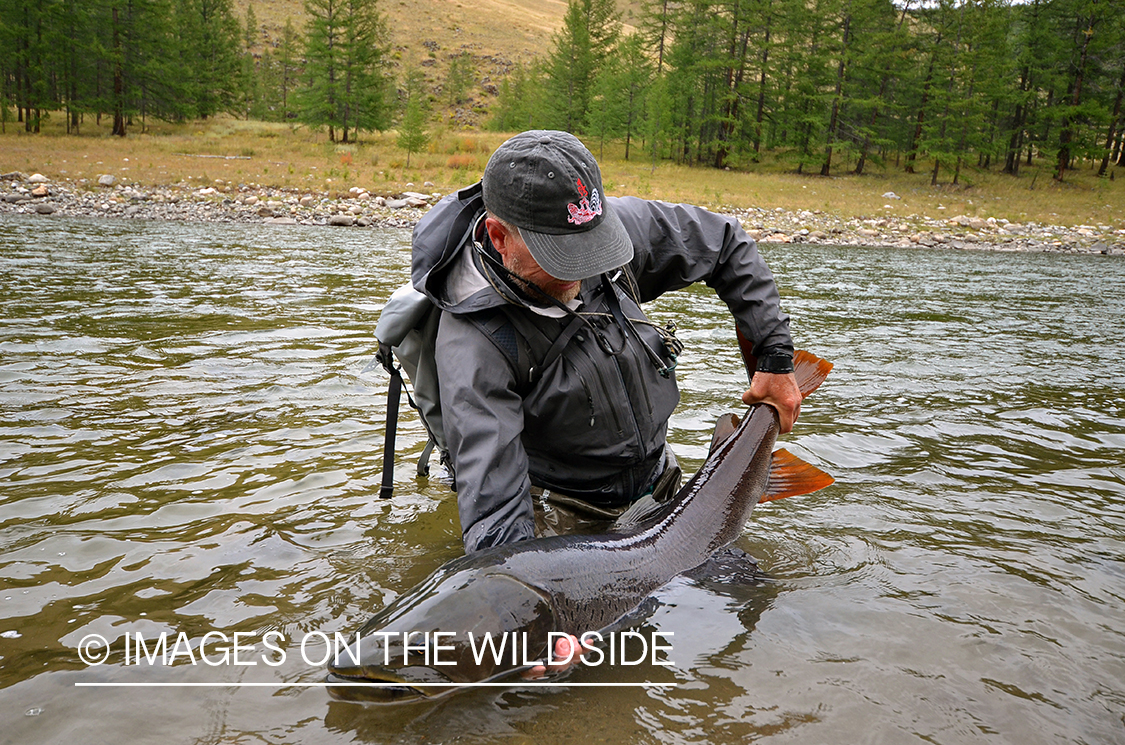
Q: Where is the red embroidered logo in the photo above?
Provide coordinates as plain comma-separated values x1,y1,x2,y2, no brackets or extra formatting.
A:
567,177,602,226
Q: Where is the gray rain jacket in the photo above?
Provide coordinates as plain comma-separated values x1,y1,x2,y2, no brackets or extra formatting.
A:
412,182,792,552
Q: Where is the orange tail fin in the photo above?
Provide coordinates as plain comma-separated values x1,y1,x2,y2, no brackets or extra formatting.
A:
761,448,834,502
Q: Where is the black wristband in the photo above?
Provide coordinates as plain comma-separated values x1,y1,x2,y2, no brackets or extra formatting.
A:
756,352,794,374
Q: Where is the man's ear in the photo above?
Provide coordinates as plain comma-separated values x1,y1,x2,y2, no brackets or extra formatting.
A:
484,216,513,259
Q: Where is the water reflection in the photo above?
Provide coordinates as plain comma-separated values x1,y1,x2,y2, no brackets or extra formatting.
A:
2,216,1124,744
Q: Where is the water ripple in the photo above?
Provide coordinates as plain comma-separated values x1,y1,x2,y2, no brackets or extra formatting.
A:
2,217,1123,744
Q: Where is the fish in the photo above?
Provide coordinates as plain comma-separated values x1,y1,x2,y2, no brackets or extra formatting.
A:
327,349,835,702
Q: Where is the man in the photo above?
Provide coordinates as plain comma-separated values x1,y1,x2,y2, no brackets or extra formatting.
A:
411,130,800,554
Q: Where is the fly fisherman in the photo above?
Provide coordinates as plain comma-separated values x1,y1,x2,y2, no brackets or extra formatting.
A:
409,130,800,554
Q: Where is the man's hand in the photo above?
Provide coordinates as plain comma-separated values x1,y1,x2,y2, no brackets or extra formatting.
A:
522,634,582,679
742,371,802,434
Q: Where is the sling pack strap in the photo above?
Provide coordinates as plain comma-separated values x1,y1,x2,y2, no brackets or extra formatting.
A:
377,342,406,498
478,306,589,392
531,314,587,385
380,364,402,499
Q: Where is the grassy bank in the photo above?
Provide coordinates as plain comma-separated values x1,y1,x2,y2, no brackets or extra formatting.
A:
3,115,1122,229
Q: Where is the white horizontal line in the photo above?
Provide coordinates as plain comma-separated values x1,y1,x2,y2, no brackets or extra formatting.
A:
75,681,673,688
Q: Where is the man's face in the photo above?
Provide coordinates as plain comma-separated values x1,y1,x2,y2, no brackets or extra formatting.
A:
489,219,582,304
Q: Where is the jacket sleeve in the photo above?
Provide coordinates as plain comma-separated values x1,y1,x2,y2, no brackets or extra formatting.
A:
435,310,536,552
610,196,793,357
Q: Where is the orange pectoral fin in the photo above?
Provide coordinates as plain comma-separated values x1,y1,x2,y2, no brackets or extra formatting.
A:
792,350,833,399
761,448,835,502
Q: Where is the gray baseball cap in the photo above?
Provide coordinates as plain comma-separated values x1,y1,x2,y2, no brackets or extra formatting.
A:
481,130,633,281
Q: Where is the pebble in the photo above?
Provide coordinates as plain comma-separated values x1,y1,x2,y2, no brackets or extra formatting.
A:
1,176,429,230
2,175,1122,255
725,206,1124,255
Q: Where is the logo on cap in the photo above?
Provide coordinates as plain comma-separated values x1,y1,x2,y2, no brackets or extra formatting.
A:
566,177,602,226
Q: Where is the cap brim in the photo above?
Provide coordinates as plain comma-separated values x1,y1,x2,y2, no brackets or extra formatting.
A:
518,205,634,282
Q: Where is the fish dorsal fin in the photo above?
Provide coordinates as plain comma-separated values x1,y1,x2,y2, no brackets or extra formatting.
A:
709,413,740,455
761,448,834,502
792,350,833,399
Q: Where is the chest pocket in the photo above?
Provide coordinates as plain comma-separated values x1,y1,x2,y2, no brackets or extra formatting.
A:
493,279,682,500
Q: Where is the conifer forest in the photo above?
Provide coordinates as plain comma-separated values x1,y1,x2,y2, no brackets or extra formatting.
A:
3,0,1123,181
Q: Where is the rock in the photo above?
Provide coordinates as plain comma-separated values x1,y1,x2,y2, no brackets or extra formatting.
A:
257,206,275,217
34,203,57,214
245,195,259,205
299,195,316,208
385,199,409,210
97,174,116,187
882,191,901,199
404,197,429,208
328,214,355,226
28,174,50,184
265,217,298,225
31,185,49,198
969,218,989,230
402,191,431,201
1,171,28,181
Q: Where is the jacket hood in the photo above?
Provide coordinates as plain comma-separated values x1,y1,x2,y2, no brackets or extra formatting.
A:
411,182,511,315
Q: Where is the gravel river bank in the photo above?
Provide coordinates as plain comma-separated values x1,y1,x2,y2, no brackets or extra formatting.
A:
4,170,1124,255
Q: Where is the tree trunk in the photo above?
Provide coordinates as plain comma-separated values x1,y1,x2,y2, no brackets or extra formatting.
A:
1097,62,1125,176
906,39,940,174
1056,7,1096,182
112,6,126,137
822,10,851,177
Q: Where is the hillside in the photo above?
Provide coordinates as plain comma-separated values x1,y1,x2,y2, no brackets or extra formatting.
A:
236,0,642,126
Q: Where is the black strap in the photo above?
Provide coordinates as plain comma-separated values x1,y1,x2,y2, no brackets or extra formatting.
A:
380,366,402,499
529,313,587,384
600,273,677,377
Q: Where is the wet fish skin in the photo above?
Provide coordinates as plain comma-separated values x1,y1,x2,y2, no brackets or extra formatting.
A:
328,353,833,702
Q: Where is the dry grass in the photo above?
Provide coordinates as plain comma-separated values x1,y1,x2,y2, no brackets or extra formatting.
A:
4,115,1123,229
594,139,1124,228
1,116,511,194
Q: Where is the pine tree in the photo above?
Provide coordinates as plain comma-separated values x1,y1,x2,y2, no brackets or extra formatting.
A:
543,0,621,132
277,19,301,121
297,0,389,142
445,50,474,106
489,61,549,131
397,69,429,167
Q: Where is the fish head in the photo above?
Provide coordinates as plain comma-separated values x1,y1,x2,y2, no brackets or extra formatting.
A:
327,567,557,702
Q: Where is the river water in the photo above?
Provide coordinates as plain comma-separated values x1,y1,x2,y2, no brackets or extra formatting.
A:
2,216,1123,744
